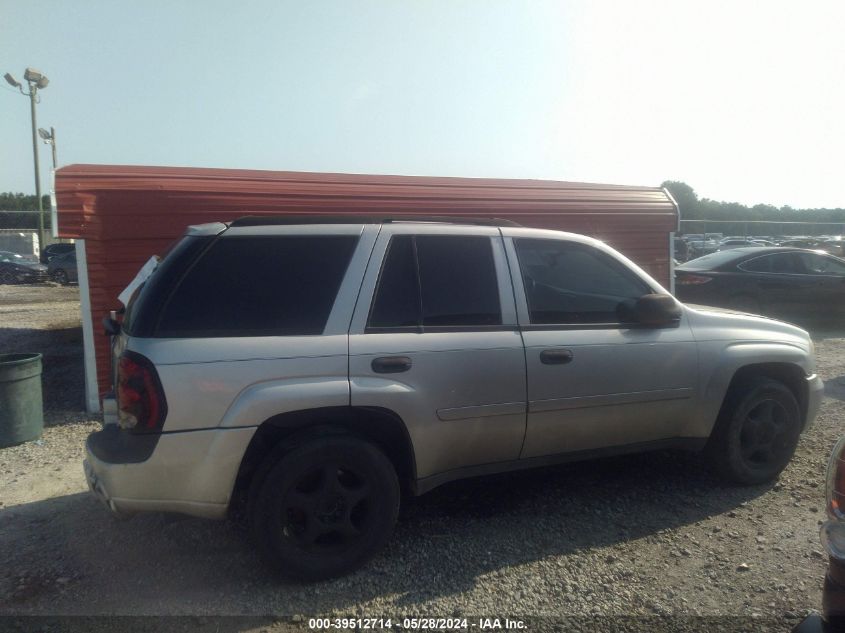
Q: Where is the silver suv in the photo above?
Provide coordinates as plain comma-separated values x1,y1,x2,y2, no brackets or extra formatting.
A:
84,216,823,580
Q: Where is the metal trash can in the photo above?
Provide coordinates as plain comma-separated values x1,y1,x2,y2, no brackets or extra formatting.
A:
0,353,44,448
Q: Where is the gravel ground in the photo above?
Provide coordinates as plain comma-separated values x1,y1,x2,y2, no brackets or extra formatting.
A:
1,285,844,632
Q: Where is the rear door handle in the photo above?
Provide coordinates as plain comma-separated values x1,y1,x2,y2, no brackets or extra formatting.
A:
540,349,574,365
371,356,413,373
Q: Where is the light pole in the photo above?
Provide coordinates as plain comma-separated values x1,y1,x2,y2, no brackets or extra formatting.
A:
38,127,57,170
5,68,49,251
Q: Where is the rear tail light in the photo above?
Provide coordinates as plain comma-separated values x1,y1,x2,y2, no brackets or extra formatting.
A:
116,351,168,433
827,437,845,519
822,437,845,560
676,274,713,286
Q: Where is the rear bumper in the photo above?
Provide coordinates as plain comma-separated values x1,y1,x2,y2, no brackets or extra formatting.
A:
83,424,256,519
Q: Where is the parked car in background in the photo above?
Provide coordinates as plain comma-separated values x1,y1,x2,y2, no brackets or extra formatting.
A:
47,251,78,285
717,238,773,250
686,238,720,258
40,241,75,264
0,251,49,284
676,247,845,321
779,238,813,246
819,240,845,258
673,237,690,261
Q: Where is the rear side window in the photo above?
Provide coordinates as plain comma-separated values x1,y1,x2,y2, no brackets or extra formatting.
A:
368,235,501,329
123,236,212,337
155,235,358,337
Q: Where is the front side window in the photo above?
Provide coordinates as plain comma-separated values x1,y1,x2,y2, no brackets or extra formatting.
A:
155,235,358,337
739,253,802,274
368,235,501,329
798,253,845,276
514,238,650,325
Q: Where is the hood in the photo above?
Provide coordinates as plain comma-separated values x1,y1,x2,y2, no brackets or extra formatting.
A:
5,260,48,272
683,303,812,351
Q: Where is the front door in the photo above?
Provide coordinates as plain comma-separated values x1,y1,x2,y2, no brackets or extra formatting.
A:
501,231,699,458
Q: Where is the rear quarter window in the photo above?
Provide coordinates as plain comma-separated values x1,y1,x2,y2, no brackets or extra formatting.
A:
154,235,359,337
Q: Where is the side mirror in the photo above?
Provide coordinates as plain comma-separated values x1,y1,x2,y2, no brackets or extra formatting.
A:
634,294,681,327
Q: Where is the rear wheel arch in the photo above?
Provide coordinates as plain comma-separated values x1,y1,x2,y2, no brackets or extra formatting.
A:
229,406,417,517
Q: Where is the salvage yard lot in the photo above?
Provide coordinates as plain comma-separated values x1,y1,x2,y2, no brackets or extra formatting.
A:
1,285,844,626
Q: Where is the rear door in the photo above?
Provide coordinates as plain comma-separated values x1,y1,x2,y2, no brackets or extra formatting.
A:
349,225,527,481
503,230,699,458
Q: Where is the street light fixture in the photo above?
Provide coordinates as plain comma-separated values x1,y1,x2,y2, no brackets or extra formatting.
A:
5,67,49,250
38,127,58,170
4,72,21,88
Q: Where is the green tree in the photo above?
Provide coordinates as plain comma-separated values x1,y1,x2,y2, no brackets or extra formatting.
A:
660,181,699,219
0,192,50,211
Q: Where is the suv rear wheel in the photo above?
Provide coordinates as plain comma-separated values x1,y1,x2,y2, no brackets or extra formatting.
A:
249,435,399,580
705,376,801,485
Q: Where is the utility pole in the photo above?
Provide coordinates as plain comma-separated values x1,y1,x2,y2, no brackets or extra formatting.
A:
5,68,49,251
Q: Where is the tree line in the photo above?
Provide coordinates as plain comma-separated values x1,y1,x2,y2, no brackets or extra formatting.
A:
0,193,53,230
662,181,845,236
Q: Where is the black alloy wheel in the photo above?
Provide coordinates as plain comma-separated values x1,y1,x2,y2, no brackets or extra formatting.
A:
249,435,399,580
738,397,793,469
705,376,801,485
53,269,69,285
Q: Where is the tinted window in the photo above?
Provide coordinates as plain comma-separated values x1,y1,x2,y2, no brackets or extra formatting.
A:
515,239,650,324
740,253,801,274
368,235,501,329
798,253,845,275
678,250,746,271
368,236,420,328
123,236,212,337
156,235,358,337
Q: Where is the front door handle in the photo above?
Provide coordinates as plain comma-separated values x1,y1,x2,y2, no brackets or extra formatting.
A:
540,349,574,365
372,356,413,374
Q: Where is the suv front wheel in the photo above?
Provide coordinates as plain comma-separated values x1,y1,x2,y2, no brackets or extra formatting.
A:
249,435,400,580
705,376,802,485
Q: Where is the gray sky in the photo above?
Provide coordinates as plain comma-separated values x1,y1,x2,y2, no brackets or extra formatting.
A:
2,0,843,208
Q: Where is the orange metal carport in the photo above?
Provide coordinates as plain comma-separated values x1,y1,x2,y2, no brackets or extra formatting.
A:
54,164,679,412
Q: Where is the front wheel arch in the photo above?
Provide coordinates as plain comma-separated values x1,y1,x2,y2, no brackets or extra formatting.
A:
705,372,803,484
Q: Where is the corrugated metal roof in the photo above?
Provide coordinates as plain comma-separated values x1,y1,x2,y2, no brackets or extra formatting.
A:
55,164,678,400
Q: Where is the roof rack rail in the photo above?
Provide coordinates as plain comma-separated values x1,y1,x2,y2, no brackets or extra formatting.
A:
228,214,522,228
